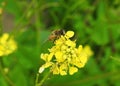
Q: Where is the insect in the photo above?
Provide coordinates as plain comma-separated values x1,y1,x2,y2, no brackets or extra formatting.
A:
48,29,65,41
42,29,65,45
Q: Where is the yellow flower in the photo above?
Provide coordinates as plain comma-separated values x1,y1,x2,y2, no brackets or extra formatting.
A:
65,31,74,38
52,64,59,74
83,45,93,57
65,39,76,48
0,46,4,56
41,53,53,62
69,66,78,75
42,62,53,68
77,45,83,54
59,64,67,75
0,33,17,56
39,31,93,75
55,51,64,62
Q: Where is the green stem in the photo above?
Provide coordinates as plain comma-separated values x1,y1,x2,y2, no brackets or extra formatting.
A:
37,72,50,86
110,56,120,62
0,58,15,86
35,73,39,86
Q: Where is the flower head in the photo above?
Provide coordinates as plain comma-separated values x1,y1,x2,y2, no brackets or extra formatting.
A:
0,33,17,56
39,31,93,75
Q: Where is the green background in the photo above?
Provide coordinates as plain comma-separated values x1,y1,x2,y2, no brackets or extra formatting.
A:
0,0,120,86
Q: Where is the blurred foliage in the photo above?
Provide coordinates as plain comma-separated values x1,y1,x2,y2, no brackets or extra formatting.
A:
0,0,120,86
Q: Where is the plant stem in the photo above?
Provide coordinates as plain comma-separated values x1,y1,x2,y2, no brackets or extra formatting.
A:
35,73,40,86
36,72,51,86
0,58,15,86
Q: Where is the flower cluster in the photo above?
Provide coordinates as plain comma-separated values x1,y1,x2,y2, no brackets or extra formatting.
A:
39,31,93,75
0,33,17,56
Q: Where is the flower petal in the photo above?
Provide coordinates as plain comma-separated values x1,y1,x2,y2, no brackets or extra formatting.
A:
59,64,67,76
65,31,74,38
39,67,45,73
69,66,78,75
52,64,59,74
55,51,64,62
83,45,93,57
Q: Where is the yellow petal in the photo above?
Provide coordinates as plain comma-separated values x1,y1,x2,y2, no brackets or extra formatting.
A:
0,51,4,56
83,45,93,57
41,54,48,61
41,53,53,62
0,33,9,44
39,66,45,73
52,65,59,75
0,46,4,56
77,54,88,68
55,51,64,62
74,62,84,68
65,40,76,48
55,36,65,45
0,34,17,56
48,53,54,61
69,66,78,75
77,45,83,54
43,62,53,68
8,39,17,50
39,62,53,73
60,70,67,76
80,53,88,64
61,45,67,50
65,31,74,38
59,64,67,76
